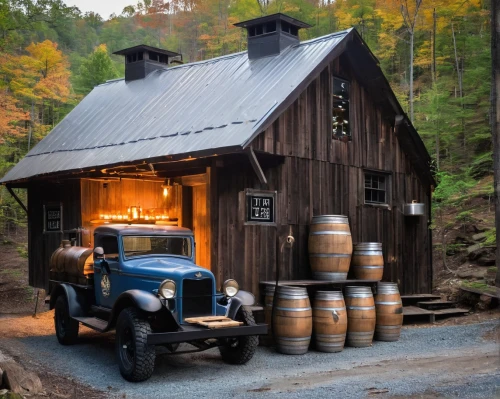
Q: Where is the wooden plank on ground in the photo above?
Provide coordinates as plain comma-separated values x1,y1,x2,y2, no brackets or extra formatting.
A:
460,286,500,299
433,308,471,316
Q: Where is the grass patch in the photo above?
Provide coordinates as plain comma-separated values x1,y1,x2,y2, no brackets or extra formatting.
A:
481,228,496,247
0,268,23,279
16,244,28,258
461,280,496,292
488,266,497,273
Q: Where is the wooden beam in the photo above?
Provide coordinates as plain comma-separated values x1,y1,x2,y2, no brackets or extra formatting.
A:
246,147,267,185
6,185,27,214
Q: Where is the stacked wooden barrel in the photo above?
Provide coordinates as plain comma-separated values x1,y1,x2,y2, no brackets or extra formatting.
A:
262,285,276,346
344,286,376,347
308,215,353,281
273,286,312,355
351,242,384,281
374,282,403,342
312,291,347,352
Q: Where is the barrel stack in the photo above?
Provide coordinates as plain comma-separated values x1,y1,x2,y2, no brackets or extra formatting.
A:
374,282,403,342
308,215,353,281
344,286,376,347
350,242,384,281
312,291,347,352
273,286,312,355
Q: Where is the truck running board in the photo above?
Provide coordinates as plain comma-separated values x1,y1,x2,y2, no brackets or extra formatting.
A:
73,316,108,332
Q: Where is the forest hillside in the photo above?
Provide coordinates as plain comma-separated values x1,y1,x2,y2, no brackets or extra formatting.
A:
0,0,496,295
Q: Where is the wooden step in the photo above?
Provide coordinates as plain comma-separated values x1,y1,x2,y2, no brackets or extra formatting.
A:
433,308,471,318
400,294,441,306
403,306,435,323
417,300,456,310
184,316,243,329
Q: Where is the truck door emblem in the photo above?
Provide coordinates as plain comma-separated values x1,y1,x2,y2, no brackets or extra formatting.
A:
101,275,111,297
195,272,202,278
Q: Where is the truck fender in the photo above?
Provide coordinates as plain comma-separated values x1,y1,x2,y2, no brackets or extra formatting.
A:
235,290,256,306
113,290,163,314
49,283,86,318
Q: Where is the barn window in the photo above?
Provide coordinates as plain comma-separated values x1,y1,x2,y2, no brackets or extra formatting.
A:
332,77,351,139
95,235,119,260
364,172,390,205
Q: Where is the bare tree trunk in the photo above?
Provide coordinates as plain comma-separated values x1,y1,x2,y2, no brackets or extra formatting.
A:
452,23,466,160
492,0,500,287
410,31,415,122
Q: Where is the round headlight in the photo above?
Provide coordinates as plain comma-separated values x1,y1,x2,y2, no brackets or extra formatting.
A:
159,279,176,299
222,279,239,297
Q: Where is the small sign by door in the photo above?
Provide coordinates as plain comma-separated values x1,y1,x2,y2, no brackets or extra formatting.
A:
44,204,63,233
245,190,276,226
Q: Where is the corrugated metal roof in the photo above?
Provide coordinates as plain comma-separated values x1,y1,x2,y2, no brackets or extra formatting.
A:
1,29,352,183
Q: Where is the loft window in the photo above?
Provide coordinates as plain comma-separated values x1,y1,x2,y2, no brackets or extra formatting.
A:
281,21,298,36
364,172,390,205
148,51,167,63
332,77,350,138
255,24,263,35
138,52,143,61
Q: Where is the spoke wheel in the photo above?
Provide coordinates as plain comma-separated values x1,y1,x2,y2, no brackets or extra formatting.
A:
54,295,79,345
116,308,156,382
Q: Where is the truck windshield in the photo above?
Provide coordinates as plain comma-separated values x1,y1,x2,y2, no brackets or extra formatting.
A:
122,236,192,259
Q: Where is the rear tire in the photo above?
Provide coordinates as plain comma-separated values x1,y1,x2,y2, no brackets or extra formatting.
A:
219,307,258,365
54,295,79,345
116,308,156,382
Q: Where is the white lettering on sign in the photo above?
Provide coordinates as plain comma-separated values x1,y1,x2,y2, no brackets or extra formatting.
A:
249,195,273,222
47,210,60,219
47,220,60,230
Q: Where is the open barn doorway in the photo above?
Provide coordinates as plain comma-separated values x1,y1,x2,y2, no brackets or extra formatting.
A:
79,170,211,270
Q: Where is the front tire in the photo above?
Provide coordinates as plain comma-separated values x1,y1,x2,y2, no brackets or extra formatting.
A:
116,308,156,382
54,295,79,345
219,306,258,365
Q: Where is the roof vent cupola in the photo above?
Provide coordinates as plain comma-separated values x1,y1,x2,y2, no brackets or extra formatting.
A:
234,13,311,60
113,45,182,82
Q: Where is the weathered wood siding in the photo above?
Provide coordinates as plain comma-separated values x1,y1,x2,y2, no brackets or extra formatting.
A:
27,181,81,289
212,55,432,296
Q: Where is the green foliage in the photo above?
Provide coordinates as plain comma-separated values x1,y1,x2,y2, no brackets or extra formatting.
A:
482,228,497,247
16,244,28,258
461,281,496,292
74,44,118,94
432,172,475,208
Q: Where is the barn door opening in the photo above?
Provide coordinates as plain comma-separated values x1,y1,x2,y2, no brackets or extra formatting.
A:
180,173,211,270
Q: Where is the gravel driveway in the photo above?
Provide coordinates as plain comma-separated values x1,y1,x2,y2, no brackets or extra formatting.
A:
0,313,498,398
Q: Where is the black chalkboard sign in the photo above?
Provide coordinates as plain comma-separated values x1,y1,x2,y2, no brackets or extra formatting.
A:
246,190,276,225
44,204,63,233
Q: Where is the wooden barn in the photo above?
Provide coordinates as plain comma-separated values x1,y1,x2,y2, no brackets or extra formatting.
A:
1,14,435,297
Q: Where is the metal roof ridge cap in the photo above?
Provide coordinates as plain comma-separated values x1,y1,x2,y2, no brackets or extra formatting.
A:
295,28,353,47
153,51,247,74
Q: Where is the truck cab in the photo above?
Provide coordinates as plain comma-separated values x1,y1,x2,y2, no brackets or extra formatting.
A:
49,224,266,382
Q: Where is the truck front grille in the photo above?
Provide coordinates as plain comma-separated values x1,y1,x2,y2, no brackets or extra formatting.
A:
181,278,213,320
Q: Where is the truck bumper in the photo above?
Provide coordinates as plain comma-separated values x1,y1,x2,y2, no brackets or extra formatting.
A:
147,324,268,345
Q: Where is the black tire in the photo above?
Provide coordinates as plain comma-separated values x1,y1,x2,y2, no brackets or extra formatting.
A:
115,308,156,382
54,295,79,345
219,306,258,365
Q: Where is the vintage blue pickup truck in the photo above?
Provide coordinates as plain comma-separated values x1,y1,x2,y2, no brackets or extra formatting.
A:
48,224,266,382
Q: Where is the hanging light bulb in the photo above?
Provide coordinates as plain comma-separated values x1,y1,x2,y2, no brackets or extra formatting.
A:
162,178,171,197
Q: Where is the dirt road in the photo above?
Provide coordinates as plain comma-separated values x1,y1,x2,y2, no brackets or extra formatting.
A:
0,311,498,398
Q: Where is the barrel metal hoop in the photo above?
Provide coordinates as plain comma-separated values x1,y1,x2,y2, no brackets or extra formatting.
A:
276,295,310,300
313,306,346,312
351,265,384,269
315,333,346,338
276,337,311,342
353,251,383,256
376,325,402,330
275,307,312,312
347,332,374,337
310,231,351,236
375,301,402,306
309,253,351,258
345,294,374,298
347,306,375,310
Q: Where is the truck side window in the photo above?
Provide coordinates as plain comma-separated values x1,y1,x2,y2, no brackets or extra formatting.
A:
95,235,119,260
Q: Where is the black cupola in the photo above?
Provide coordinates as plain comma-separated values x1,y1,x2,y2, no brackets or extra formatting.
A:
234,13,311,60
113,45,182,82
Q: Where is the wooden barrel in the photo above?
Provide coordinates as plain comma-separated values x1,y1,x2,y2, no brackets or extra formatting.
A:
262,285,276,346
274,286,312,355
51,240,71,272
313,291,347,353
375,282,403,342
308,215,353,281
350,243,384,281
345,286,376,347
